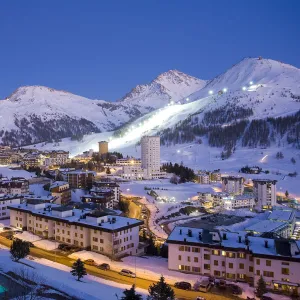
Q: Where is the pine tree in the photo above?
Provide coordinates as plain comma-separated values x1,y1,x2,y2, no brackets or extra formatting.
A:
285,190,289,199
10,239,30,262
106,167,111,175
291,157,296,164
121,284,143,300
256,275,267,298
70,259,87,281
148,275,175,300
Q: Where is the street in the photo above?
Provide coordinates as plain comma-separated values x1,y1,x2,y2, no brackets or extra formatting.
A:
0,235,233,300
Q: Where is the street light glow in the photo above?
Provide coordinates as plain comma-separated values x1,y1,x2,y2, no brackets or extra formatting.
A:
249,81,253,85
186,97,189,101
177,150,180,153
242,86,247,91
209,90,213,95
223,88,227,93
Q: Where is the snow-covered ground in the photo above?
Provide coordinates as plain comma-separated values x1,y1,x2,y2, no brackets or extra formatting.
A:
14,231,57,250
29,183,51,197
0,245,148,300
0,166,34,179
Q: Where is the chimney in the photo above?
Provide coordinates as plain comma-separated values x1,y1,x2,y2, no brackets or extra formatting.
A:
188,229,192,237
245,238,249,246
223,233,227,240
265,240,268,248
184,238,186,242
179,229,182,235
199,232,202,241
238,236,242,243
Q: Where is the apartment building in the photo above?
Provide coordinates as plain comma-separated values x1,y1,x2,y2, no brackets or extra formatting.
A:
210,171,222,182
253,179,277,211
8,201,143,258
22,153,46,168
0,154,12,165
116,158,141,166
167,226,300,296
82,188,114,209
198,192,229,208
222,176,245,195
92,181,120,206
43,150,69,167
0,194,22,219
0,177,29,194
222,194,255,210
66,171,95,189
49,181,71,205
196,173,210,184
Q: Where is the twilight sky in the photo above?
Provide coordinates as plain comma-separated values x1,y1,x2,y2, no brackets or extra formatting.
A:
0,0,299,101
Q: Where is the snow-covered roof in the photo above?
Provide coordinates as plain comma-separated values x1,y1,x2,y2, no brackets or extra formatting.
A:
268,209,295,222
167,226,300,259
49,181,69,189
246,220,287,233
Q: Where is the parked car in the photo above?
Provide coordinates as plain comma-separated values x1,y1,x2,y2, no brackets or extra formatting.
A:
84,259,96,266
98,263,110,270
196,297,206,300
198,279,211,293
217,279,226,289
227,284,242,295
174,281,192,290
119,269,136,278
261,296,273,300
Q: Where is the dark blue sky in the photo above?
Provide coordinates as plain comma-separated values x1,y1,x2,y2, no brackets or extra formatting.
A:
0,0,299,101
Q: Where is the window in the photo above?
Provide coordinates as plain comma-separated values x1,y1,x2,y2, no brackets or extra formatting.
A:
67,231,70,236
282,268,289,275
75,233,77,237
214,270,221,276
227,252,235,258
192,267,201,273
256,270,260,276
100,239,104,243
212,250,220,256
238,274,245,279
80,242,83,246
185,246,190,252
194,257,198,263
80,234,83,238
192,247,200,253
239,263,244,269
93,237,98,242
204,264,210,270
238,252,246,259
214,260,218,266
222,261,225,267
204,254,210,260
187,256,191,262
256,259,260,265
263,271,274,278
184,266,190,272
227,273,235,279
249,266,253,272
178,265,184,270
266,260,271,267
228,263,233,269
92,245,98,250
178,255,181,261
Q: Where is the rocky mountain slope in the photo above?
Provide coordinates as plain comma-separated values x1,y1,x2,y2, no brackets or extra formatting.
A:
0,70,204,146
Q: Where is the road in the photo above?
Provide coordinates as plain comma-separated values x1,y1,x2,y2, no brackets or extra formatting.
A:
0,235,233,300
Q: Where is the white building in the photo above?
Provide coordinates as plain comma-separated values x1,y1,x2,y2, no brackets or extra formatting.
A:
196,173,210,184
121,136,166,180
0,177,29,194
49,181,71,205
253,179,277,210
116,158,141,166
167,226,300,296
222,194,255,210
198,192,229,208
221,176,244,195
0,194,22,219
93,181,120,206
43,150,69,167
8,201,143,258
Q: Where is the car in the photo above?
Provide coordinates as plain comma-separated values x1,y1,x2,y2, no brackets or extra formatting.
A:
228,284,242,295
174,281,191,290
261,296,273,300
98,263,110,270
119,269,136,278
196,297,206,300
217,279,226,289
84,259,96,266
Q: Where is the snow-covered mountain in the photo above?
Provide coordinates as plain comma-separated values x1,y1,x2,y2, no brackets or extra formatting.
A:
119,69,206,109
0,70,204,146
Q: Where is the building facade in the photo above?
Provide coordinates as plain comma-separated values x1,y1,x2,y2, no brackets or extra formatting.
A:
0,194,22,219
8,201,143,258
116,158,141,166
253,179,277,210
98,141,108,156
66,171,95,189
222,195,255,210
49,181,71,205
167,226,300,296
222,176,245,195
93,181,120,206
0,177,29,194
196,173,210,184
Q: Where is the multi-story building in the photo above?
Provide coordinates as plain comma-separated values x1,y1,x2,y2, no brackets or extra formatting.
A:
93,181,120,206
167,226,300,296
0,154,12,165
196,173,210,184
210,171,222,182
253,179,277,211
49,181,71,205
0,177,29,194
222,176,244,195
66,171,95,189
116,158,141,166
198,192,229,208
222,194,255,210
83,188,115,209
8,201,143,258
22,153,45,168
98,141,108,156
0,194,22,219
43,150,69,167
